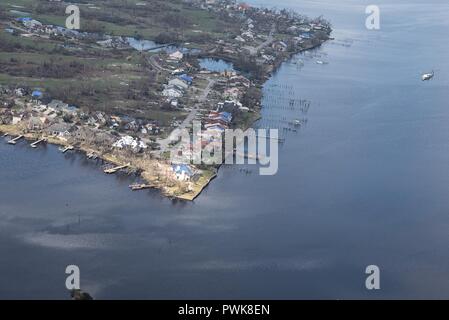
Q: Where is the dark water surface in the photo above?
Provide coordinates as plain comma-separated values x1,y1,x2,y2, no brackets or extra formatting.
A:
1,0,449,299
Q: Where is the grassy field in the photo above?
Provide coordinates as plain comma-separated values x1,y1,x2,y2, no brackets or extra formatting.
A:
1,0,237,39
0,0,241,127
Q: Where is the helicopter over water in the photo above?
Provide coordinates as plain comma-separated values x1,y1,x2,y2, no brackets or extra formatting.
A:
421,70,435,81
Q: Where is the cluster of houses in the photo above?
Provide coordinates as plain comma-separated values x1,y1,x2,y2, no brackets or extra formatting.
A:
0,86,163,151
14,17,87,40
202,110,233,138
96,36,131,50
216,72,251,112
162,74,193,99
192,0,252,15
169,108,234,182
235,17,257,43
13,17,142,50
0,95,79,140
188,0,330,64
162,52,194,105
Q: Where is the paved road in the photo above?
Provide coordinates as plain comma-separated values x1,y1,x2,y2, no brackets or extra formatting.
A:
246,24,276,56
156,77,216,154
179,78,215,130
147,54,172,72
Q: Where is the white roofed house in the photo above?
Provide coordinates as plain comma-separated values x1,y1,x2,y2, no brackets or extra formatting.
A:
169,99,179,108
171,164,194,182
272,41,288,52
12,115,23,125
262,54,275,64
169,51,184,61
223,87,242,100
162,85,184,98
168,78,189,90
113,135,147,152
235,36,246,43
26,116,45,131
241,31,255,40
94,112,108,126
46,122,75,139
48,100,78,117
287,26,299,34
23,19,43,30
171,68,185,75
228,75,251,88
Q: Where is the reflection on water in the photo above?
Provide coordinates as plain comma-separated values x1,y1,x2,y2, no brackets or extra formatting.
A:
1,0,449,299
199,58,235,73
126,37,202,54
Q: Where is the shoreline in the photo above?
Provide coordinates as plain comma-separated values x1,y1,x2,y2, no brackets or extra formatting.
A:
0,38,329,201
0,123,217,201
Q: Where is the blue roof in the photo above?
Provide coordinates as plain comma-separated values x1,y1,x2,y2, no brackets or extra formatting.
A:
219,112,232,122
301,32,312,39
179,74,193,83
32,90,43,97
172,164,193,176
16,17,32,22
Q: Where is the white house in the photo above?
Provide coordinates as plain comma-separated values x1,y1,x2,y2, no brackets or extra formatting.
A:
168,78,189,90
169,51,184,61
172,164,194,181
113,135,147,150
162,86,184,98
235,36,246,42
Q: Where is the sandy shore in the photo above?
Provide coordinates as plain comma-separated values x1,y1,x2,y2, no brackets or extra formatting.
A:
0,124,214,201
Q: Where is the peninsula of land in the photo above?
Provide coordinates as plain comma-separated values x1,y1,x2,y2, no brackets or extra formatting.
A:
0,0,331,200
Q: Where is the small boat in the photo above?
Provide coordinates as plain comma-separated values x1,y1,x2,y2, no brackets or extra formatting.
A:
316,60,327,65
422,71,434,81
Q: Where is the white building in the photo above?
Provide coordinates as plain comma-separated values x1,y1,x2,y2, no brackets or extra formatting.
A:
162,86,184,98
113,135,147,150
168,78,189,90
169,51,184,61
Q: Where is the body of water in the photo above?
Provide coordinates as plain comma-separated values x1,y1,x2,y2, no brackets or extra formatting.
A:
126,37,201,55
199,58,235,73
1,0,449,299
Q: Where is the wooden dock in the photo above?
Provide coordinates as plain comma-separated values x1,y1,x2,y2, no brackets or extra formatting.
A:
104,163,130,174
60,146,74,153
256,134,285,142
235,151,265,161
86,152,98,160
30,138,46,148
129,184,155,191
7,135,24,145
